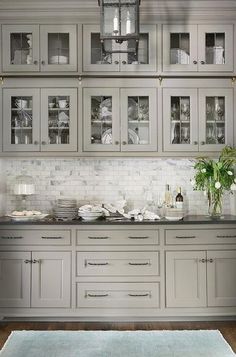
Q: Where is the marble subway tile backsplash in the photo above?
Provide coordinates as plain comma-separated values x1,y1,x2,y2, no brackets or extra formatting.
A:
1,158,232,215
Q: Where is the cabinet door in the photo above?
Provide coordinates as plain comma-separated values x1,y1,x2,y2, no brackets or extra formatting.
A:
199,88,233,152
120,25,157,72
163,25,198,72
198,25,233,72
41,88,77,151
0,252,31,307
3,88,40,152
2,25,40,72
207,250,236,307
163,88,198,152
83,88,120,151
40,25,77,72
166,251,207,308
83,25,119,72
120,88,157,151
31,251,71,308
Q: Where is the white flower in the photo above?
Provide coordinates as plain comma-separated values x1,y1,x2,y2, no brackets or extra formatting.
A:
201,168,206,173
227,171,233,176
190,179,196,186
230,183,236,191
215,181,221,189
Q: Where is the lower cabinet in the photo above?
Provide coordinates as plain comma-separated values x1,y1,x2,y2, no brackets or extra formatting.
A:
0,251,71,308
166,250,236,308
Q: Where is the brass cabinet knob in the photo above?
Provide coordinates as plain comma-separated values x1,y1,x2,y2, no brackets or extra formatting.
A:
41,60,45,65
114,60,119,65
201,141,205,145
34,141,39,145
193,60,198,64
122,141,127,145
193,141,198,145
199,258,206,263
200,60,205,65
41,141,46,145
122,60,127,65
115,141,119,145
33,60,38,65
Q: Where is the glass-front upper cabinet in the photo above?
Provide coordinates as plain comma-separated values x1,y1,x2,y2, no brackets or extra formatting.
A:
83,88,120,151
120,88,157,151
41,89,77,151
2,25,40,72
163,24,233,72
40,25,77,72
163,25,198,72
3,89,40,151
163,89,198,152
199,89,233,152
2,25,77,72
83,25,157,72
198,25,233,72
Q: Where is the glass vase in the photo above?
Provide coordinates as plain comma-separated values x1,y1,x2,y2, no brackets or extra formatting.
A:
207,191,223,218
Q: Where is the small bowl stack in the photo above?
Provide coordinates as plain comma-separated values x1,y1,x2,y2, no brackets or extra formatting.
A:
78,205,104,221
54,199,78,221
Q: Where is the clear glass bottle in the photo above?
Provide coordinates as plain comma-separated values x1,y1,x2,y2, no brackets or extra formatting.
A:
164,184,173,207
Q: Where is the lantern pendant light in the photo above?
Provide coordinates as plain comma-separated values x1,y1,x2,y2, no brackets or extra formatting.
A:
98,0,141,54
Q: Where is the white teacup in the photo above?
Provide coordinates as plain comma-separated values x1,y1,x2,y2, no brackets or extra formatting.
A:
48,102,55,109
15,99,27,109
58,100,67,109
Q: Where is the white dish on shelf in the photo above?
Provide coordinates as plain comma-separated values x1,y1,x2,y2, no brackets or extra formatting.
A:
165,216,183,221
7,213,48,221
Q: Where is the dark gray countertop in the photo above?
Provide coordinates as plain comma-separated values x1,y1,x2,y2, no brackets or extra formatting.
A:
0,215,236,225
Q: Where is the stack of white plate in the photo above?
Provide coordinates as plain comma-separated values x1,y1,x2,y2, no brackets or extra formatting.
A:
54,199,78,221
49,55,69,64
78,205,104,221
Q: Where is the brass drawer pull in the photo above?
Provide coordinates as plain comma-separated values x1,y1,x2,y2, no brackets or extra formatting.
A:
216,235,236,238
128,262,150,266
41,236,63,239
1,236,23,239
87,293,109,298
128,293,150,297
128,236,149,239
88,236,110,240
176,236,196,239
87,262,109,266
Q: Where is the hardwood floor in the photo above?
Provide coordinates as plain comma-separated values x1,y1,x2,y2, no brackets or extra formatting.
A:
0,321,236,352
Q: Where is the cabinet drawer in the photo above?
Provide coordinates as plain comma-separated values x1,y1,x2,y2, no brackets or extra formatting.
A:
76,229,159,245
77,282,160,308
165,228,236,245
77,251,159,276
0,229,71,245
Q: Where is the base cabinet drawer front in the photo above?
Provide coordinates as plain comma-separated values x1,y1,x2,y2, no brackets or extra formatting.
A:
0,252,31,308
77,282,160,308
166,251,207,308
0,230,71,245
207,250,236,307
165,228,236,245
76,230,159,245
77,251,159,276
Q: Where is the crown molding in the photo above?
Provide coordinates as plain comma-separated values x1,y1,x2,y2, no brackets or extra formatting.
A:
0,0,235,21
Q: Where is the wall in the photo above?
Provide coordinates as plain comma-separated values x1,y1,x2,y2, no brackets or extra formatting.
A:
1,158,232,216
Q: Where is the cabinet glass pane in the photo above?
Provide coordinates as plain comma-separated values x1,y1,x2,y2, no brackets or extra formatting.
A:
127,33,149,64
48,96,70,144
205,96,225,144
11,96,33,144
205,33,225,64
91,33,112,64
127,96,149,145
48,33,69,65
171,96,190,144
10,33,33,65
91,96,113,144
170,33,190,64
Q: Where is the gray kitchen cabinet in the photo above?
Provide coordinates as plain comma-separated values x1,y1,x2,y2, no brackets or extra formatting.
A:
83,86,157,152
163,24,233,72
2,24,77,72
83,24,157,73
0,251,71,308
0,251,31,308
3,87,77,152
166,249,236,308
163,86,234,152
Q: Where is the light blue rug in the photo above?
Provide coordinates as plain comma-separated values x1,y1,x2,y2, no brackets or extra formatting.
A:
0,330,235,357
